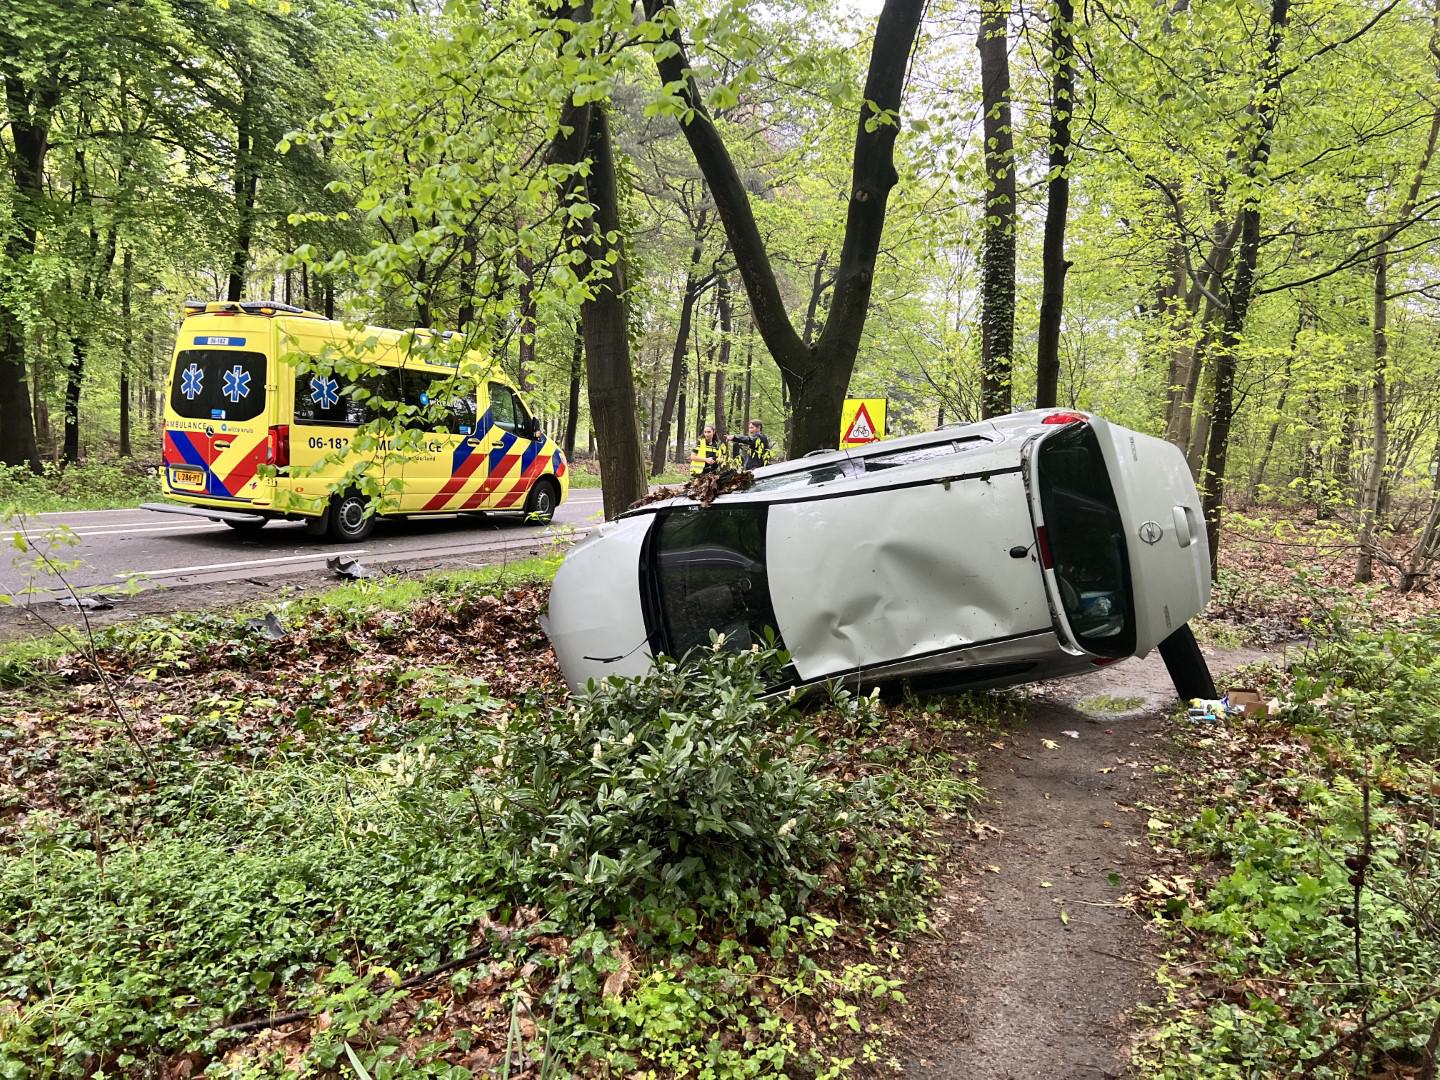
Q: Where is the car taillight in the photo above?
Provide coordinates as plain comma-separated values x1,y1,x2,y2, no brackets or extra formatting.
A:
268,424,290,467
1034,525,1054,569
1041,411,1087,425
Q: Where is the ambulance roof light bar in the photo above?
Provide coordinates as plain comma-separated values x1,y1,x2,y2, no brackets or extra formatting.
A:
182,299,327,320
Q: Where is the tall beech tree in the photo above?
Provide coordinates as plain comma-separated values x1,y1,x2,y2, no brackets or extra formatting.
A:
978,0,1015,418
640,0,927,455
1035,0,1074,409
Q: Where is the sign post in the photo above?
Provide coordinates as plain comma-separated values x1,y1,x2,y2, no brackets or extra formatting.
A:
839,398,887,449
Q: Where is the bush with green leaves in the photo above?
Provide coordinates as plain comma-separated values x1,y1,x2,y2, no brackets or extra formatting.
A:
0,460,159,513
482,641,882,923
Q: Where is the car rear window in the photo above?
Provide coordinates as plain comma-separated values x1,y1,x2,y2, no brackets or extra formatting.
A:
1036,424,1136,657
170,349,267,422
650,505,786,657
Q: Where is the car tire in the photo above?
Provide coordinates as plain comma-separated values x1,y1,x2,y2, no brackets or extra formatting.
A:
1157,623,1217,702
326,490,376,543
522,479,559,526
223,518,267,535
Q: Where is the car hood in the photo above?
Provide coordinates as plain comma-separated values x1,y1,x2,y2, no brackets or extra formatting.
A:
542,515,656,690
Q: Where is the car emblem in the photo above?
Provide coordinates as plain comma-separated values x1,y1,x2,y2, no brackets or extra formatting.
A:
1138,520,1164,545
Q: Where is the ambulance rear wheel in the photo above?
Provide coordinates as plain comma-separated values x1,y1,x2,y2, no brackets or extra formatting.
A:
327,491,375,543
522,479,558,525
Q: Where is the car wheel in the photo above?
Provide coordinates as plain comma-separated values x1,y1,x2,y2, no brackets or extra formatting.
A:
1157,623,1217,702
223,518,267,535
326,490,376,543
522,479,558,525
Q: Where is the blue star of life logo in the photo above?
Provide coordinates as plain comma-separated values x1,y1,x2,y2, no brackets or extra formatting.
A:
222,364,251,403
180,363,204,400
309,375,340,410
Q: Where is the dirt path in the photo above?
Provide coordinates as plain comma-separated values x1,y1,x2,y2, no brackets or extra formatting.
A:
894,646,1271,1079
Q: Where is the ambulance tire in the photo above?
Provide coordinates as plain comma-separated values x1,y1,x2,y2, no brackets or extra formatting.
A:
223,518,267,535
1158,623,1217,703
326,490,376,543
522,479,559,525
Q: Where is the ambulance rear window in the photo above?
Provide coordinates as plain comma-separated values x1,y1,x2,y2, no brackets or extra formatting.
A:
170,350,267,422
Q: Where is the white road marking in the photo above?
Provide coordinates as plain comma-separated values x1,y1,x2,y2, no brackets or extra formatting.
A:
3,522,227,541
118,550,371,580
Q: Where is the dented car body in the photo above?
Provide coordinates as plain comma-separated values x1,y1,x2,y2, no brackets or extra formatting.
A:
544,410,1213,697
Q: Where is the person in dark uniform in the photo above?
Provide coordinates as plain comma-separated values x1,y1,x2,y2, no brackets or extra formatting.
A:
734,419,772,470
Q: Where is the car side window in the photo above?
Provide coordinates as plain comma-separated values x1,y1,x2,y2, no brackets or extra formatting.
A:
293,367,400,428
651,505,786,658
1036,424,1136,657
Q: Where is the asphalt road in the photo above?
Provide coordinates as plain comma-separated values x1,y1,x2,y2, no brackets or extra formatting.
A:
1,489,606,605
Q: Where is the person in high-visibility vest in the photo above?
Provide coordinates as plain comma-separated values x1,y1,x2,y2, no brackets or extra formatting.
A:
690,424,720,476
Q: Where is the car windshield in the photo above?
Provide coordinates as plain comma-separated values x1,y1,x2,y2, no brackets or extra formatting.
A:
746,460,855,493
1036,424,1136,657
860,437,989,470
649,505,786,657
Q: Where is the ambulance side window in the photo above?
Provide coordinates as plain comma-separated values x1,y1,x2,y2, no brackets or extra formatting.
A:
294,367,401,427
404,373,473,433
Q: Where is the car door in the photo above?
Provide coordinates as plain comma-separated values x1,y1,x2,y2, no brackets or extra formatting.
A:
764,473,1054,683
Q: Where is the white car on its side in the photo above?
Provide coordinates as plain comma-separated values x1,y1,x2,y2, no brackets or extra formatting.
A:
543,410,1216,700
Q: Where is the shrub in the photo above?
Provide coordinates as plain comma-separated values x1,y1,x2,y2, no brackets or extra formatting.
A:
483,641,863,922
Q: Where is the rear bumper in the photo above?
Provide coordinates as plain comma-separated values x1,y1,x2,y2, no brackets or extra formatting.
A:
142,501,271,525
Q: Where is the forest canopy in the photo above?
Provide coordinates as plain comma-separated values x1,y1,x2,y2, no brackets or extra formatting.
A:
4,0,1439,563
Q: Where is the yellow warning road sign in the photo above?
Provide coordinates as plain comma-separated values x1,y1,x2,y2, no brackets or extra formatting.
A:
840,398,886,448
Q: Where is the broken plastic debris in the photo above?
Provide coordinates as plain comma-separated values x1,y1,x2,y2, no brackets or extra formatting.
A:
243,612,288,640
326,556,373,580
58,594,122,611
1061,729,1080,739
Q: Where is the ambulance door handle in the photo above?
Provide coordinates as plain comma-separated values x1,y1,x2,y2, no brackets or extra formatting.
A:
213,439,233,451
465,438,482,448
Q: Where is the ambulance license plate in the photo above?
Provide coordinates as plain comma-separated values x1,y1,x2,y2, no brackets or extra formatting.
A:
172,468,204,487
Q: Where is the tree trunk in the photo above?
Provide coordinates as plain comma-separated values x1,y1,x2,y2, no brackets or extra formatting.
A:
801,250,829,347
120,248,134,457
978,0,1016,418
1035,0,1074,408
649,214,709,474
1355,246,1389,583
516,248,536,390
227,80,258,303
576,104,646,518
1200,0,1291,574
641,0,925,455
1356,77,1440,580
0,75,54,471
563,322,582,459
64,221,117,465
743,322,754,425
1248,311,1305,501
713,275,732,438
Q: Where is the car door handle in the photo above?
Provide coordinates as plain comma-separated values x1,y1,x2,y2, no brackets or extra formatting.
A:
213,439,233,451
1172,504,1196,548
465,438,482,447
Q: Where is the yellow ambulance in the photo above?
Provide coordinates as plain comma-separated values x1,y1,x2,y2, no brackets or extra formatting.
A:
149,300,569,542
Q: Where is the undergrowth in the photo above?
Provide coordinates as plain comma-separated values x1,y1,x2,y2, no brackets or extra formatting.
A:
0,460,160,513
1139,586,1440,1079
0,573,984,1077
